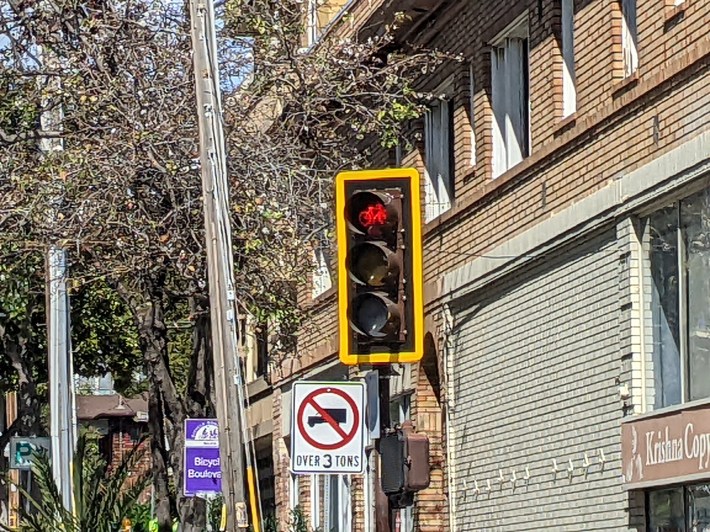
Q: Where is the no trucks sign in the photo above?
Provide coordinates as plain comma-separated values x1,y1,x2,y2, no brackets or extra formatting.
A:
290,381,366,474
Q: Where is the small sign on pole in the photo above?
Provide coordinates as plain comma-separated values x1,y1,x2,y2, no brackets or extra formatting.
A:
291,381,366,474
184,419,221,497
9,437,51,470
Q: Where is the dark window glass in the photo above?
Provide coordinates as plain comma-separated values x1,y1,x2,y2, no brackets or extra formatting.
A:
649,204,681,408
688,484,710,531
681,191,710,401
649,487,685,532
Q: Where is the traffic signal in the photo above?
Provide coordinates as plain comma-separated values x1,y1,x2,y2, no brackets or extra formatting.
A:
335,168,423,365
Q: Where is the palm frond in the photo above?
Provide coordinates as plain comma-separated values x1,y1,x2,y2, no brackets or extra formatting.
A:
12,431,151,532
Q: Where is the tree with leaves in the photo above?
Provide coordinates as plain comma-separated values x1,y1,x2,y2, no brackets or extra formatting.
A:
0,0,445,529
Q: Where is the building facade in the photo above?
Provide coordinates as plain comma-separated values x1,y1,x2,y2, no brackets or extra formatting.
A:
269,0,710,530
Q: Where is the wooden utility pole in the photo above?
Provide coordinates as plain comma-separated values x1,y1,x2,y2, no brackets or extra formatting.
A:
188,0,249,529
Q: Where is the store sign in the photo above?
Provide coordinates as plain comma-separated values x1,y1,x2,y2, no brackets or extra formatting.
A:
622,405,710,488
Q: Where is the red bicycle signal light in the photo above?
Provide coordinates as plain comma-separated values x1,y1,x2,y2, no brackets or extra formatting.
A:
335,168,423,365
358,203,388,228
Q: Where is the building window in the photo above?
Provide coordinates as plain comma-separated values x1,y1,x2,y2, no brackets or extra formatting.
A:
312,247,332,298
646,189,710,409
289,474,299,511
647,483,710,530
306,0,320,46
620,0,638,77
255,322,269,379
424,96,454,222
310,474,321,529
561,0,576,117
490,16,530,178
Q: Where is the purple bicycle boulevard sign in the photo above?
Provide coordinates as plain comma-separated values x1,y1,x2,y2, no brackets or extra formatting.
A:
184,419,222,497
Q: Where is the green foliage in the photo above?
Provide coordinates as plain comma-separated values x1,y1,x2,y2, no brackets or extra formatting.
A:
2,430,151,532
288,506,309,532
0,249,48,390
127,503,152,532
0,250,143,396
165,299,193,396
70,278,143,390
207,494,224,531
261,506,310,532
264,513,278,532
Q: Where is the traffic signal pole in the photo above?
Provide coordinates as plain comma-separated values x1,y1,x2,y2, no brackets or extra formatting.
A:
187,1,252,529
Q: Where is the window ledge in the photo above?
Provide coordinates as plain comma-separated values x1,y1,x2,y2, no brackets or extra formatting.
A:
552,112,578,137
307,285,337,310
664,1,688,27
622,396,710,423
423,205,458,233
612,71,640,97
246,376,271,400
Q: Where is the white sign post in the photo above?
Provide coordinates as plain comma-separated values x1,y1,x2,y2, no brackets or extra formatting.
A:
291,381,366,474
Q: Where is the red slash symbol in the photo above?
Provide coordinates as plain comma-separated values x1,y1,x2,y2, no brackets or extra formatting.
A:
297,388,359,450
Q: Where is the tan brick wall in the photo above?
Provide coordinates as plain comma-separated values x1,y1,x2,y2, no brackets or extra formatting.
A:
269,0,710,529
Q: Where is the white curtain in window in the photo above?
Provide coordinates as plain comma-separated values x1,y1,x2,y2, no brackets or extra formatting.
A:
312,248,332,298
621,0,638,77
561,0,576,117
310,474,320,529
491,39,528,177
505,38,527,169
424,100,452,222
491,47,507,178
469,63,477,166
289,474,299,511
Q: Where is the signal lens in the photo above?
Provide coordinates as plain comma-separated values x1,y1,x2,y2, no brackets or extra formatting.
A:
349,243,400,287
347,192,395,235
351,293,400,338
358,203,388,228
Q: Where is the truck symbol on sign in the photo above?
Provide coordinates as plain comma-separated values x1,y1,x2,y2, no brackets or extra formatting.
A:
308,408,346,427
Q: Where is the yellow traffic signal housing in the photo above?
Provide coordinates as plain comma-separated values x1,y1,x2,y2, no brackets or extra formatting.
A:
335,168,424,365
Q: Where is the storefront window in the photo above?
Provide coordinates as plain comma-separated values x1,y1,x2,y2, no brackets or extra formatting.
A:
648,483,710,531
681,192,710,402
649,204,681,408
649,487,685,531
689,484,710,531
647,188,710,408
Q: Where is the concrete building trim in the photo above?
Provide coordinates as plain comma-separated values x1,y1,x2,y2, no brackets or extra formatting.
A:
442,130,710,303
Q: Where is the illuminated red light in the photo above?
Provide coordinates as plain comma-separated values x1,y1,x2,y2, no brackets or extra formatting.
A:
358,203,388,228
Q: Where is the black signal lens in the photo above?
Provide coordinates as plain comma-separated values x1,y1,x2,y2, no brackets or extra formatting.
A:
349,242,400,287
350,293,401,338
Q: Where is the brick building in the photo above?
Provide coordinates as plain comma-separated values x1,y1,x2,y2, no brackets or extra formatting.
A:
266,0,710,529
76,393,152,501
